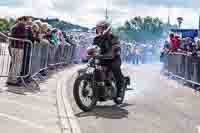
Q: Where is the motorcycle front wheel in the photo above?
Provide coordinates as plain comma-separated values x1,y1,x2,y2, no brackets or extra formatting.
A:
73,74,98,112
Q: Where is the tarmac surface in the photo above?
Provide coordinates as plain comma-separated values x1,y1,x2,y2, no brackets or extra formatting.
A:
66,64,200,133
0,64,200,133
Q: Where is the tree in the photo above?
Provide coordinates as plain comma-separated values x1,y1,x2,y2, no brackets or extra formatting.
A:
143,16,153,31
177,17,183,28
0,18,10,32
124,21,131,30
115,16,166,42
133,16,143,30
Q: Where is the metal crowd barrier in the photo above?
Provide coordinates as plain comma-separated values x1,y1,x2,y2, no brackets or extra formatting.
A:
30,40,74,78
164,52,200,85
0,41,10,77
0,32,75,89
0,32,33,80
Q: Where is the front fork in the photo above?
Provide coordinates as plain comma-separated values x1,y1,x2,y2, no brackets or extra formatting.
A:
94,68,119,99
93,68,108,99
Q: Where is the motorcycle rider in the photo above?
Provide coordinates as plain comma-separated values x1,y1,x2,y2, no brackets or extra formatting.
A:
93,21,124,100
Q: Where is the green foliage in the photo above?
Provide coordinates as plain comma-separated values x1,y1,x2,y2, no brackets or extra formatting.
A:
115,16,167,42
0,18,16,32
0,18,10,32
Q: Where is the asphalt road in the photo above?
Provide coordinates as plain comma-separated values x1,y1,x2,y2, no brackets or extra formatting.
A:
66,64,200,133
0,70,60,133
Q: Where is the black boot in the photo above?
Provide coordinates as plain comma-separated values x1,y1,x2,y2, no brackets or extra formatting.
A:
116,79,125,98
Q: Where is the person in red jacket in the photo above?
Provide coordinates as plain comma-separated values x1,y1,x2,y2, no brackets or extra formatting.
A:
7,16,27,85
169,33,180,52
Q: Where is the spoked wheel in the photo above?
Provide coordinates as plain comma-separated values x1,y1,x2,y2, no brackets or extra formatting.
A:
73,75,98,112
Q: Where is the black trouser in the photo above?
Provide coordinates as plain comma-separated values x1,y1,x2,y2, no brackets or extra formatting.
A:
97,56,124,97
108,56,124,96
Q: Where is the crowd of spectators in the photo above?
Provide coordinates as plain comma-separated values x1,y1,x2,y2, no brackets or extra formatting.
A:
68,31,95,47
162,33,200,55
121,40,160,64
5,16,164,85
66,31,96,63
160,32,200,67
7,16,75,85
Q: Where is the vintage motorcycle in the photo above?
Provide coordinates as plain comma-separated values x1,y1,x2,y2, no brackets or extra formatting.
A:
73,46,130,112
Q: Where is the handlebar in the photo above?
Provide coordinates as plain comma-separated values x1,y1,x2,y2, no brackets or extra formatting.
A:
81,55,113,63
86,55,113,60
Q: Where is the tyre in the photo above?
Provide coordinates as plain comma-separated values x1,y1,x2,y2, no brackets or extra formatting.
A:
73,74,98,112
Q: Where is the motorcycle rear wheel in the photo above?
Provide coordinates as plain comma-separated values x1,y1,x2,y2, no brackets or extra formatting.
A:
73,75,98,112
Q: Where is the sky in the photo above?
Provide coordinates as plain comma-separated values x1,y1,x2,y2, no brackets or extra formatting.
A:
0,0,200,28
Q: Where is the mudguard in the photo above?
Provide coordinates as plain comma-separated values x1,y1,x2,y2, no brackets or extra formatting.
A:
77,68,87,75
77,69,93,81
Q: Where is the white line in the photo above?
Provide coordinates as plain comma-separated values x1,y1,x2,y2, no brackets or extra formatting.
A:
0,112,53,133
56,78,71,132
63,77,82,133
62,67,83,133
56,66,83,133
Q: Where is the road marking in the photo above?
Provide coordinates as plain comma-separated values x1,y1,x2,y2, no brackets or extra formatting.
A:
56,78,71,132
56,66,83,133
63,75,82,133
0,112,53,133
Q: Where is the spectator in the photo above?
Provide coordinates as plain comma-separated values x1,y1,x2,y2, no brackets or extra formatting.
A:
21,16,35,81
31,23,40,42
131,45,136,64
38,23,50,77
126,45,132,63
164,40,171,51
62,31,67,41
6,16,80,85
135,47,141,64
169,33,179,52
42,24,52,43
160,40,170,63
196,39,200,52
178,38,185,52
7,16,27,85
185,37,193,52
41,23,48,36
49,28,58,45
40,23,50,44
34,20,42,34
